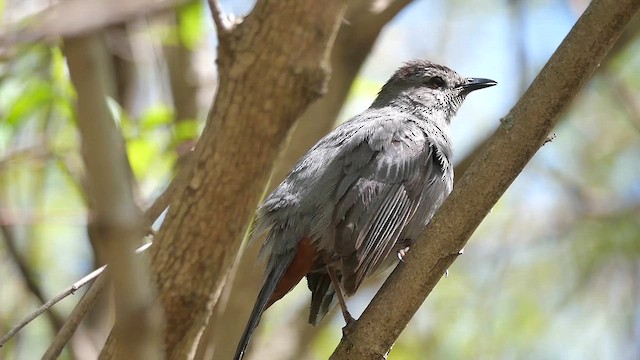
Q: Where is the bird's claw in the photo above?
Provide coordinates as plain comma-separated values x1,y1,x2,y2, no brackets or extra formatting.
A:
397,247,411,262
342,312,357,336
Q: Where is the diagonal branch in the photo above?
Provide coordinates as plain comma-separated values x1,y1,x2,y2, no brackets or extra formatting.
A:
42,271,110,360
207,0,233,35
0,223,65,334
0,0,188,46
0,265,107,348
0,167,170,351
330,0,640,358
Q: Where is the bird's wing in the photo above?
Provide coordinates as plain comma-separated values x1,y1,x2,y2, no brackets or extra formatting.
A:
332,122,444,295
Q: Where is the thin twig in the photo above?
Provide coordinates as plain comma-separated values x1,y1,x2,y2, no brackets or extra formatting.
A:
143,176,178,229
0,224,65,333
207,0,231,34
0,265,106,347
0,238,157,349
42,270,110,360
0,179,173,351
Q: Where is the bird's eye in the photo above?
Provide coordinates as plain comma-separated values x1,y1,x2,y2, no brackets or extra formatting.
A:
425,76,446,89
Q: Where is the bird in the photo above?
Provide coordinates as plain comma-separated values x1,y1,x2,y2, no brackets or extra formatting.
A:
234,59,496,359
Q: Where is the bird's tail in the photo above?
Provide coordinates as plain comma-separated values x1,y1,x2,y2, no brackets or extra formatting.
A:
234,251,296,360
307,272,338,325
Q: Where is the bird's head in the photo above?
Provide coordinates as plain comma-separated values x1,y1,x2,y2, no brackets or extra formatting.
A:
372,59,497,122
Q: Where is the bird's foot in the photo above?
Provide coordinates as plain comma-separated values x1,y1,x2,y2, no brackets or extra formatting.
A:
444,248,465,277
397,246,411,262
342,311,357,336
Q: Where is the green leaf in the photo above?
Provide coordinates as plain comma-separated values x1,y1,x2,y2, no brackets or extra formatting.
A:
178,1,205,49
349,76,383,100
140,104,174,129
127,137,160,179
174,118,198,143
4,80,54,126
50,46,75,99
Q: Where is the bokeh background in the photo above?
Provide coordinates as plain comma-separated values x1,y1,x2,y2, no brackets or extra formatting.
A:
1,0,639,359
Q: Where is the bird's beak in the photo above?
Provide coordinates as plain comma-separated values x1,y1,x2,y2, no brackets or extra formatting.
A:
461,78,497,93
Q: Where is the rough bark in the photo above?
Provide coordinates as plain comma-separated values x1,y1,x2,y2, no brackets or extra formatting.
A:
97,1,347,358
330,0,640,358
271,0,414,183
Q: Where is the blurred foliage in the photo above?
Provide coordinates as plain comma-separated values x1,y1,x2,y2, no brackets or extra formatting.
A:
1,0,639,359
0,0,208,357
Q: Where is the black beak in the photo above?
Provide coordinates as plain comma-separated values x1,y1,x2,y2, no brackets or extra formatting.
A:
461,78,497,93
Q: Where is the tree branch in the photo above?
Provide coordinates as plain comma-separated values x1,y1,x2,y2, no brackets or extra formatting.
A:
0,167,180,350
64,33,163,359
0,223,65,334
0,0,188,46
0,265,107,348
142,175,179,229
207,0,232,35
96,1,348,358
330,0,640,358
42,271,110,360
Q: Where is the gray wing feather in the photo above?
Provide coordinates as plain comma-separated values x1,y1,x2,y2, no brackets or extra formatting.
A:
333,124,442,295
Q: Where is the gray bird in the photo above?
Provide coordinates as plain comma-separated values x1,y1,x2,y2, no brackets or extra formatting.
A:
234,59,496,360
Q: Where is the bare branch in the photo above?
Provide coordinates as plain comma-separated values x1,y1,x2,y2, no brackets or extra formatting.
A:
0,166,169,350
64,33,163,359
0,223,65,333
143,176,179,229
42,272,110,360
0,0,188,47
0,239,154,352
0,266,107,348
207,0,233,35
330,0,640,358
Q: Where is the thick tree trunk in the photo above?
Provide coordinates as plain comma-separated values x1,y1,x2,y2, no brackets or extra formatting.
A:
99,1,347,358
